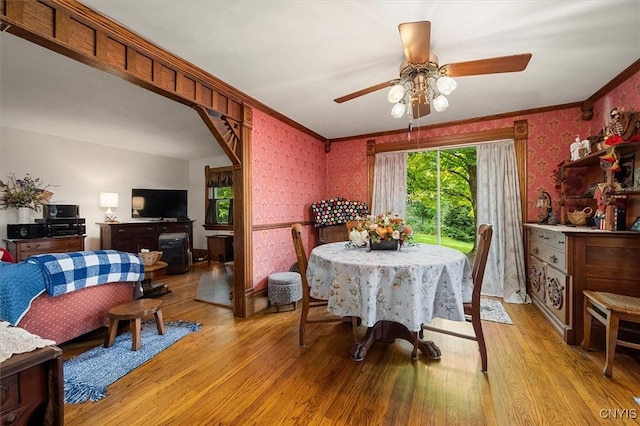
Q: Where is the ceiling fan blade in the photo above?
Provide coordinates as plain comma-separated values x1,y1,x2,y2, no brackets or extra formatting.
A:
411,94,430,119
333,80,397,103
399,21,431,64
440,53,532,77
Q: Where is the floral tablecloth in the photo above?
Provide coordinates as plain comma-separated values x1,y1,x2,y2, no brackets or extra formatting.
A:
306,242,473,332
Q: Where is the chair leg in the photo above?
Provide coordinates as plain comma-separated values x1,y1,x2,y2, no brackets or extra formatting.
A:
604,311,620,378
472,312,488,372
581,297,593,350
299,300,309,347
351,316,358,342
411,332,419,361
275,303,280,313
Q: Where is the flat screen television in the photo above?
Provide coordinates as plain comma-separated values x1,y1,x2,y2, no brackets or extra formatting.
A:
131,188,188,220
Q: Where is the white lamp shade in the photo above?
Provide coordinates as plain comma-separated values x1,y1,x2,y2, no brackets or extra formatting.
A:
436,76,457,95
387,84,406,103
390,101,407,118
432,95,449,112
100,192,119,208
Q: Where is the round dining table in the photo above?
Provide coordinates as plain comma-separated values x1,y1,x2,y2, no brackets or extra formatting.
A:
306,241,473,361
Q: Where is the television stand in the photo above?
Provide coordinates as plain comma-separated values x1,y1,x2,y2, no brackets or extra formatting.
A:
98,220,194,253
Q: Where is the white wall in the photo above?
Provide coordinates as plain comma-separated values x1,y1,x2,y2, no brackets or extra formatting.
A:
0,126,198,250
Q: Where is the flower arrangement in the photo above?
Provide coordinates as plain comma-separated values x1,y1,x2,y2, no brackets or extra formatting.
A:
0,173,54,211
348,212,413,247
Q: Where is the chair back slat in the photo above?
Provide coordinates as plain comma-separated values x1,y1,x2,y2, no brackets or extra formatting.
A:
471,224,493,306
291,223,310,300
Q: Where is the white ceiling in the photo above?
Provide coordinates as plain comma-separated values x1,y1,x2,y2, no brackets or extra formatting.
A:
2,1,640,160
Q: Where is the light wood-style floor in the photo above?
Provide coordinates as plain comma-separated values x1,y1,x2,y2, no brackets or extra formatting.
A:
61,261,640,425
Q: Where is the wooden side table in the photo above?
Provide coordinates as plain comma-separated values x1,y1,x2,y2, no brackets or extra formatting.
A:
142,261,169,297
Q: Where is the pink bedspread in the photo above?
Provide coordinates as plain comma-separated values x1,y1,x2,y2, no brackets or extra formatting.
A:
17,281,135,344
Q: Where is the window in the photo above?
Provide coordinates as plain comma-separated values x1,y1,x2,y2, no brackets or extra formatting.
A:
407,147,477,253
209,186,233,225
205,166,233,228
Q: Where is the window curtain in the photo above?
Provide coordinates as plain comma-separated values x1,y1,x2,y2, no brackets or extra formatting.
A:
372,152,407,218
206,170,233,187
476,140,530,304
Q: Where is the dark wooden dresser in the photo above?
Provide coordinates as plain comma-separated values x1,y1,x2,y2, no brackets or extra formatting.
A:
0,346,63,426
98,221,194,253
3,235,86,262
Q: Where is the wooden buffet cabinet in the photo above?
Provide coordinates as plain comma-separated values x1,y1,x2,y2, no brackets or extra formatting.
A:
98,221,194,253
3,235,85,262
525,224,640,345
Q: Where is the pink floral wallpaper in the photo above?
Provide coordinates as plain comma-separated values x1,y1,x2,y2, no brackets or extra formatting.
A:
251,109,325,290
250,67,639,291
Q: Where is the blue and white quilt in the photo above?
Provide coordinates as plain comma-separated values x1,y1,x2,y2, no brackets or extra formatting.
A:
0,250,144,325
28,250,144,296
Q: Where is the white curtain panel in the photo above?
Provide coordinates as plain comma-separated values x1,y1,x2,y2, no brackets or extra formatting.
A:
476,140,530,304
372,152,407,218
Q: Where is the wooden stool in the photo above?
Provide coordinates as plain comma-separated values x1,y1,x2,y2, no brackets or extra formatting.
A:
582,290,640,378
104,299,166,351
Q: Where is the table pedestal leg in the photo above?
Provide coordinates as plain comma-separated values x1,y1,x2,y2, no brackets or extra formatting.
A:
350,320,441,361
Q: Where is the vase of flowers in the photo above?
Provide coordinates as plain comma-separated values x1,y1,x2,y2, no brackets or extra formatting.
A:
348,212,413,251
0,173,54,223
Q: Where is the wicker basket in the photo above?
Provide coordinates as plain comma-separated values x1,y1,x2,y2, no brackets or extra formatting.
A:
139,251,162,266
567,207,593,226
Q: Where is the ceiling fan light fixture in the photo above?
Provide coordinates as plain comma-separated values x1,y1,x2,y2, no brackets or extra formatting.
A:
391,101,407,118
436,76,457,95
432,94,449,112
387,84,406,103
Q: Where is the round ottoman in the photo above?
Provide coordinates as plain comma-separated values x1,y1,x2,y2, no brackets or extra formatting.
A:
268,272,302,312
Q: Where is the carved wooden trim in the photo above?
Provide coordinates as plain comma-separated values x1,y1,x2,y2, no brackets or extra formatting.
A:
234,106,253,318
195,106,241,165
1,0,243,119
514,119,528,222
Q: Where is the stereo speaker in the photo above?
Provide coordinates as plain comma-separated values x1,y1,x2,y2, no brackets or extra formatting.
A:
7,223,46,239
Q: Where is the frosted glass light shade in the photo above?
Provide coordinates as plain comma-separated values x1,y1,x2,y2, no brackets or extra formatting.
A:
432,95,449,112
436,76,457,95
99,192,119,208
391,101,407,118
387,84,406,103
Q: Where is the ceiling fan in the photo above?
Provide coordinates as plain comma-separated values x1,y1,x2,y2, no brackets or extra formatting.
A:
334,21,532,119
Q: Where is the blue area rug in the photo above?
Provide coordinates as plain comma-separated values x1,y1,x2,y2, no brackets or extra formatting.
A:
64,320,200,403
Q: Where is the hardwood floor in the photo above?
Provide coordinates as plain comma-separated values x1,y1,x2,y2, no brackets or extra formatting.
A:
61,262,640,425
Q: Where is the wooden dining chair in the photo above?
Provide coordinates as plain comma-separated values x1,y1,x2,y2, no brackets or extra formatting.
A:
419,224,493,371
291,223,359,347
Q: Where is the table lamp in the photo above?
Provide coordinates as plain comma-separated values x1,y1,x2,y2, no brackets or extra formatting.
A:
100,192,119,222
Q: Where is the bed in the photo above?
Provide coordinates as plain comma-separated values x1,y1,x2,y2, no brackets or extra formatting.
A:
0,250,144,344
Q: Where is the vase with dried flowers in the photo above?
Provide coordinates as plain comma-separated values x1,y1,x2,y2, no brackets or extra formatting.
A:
348,212,413,250
0,173,54,223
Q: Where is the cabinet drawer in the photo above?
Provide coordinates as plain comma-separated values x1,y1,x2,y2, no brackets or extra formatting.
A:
0,374,19,410
529,240,566,271
529,228,566,251
112,225,155,235
544,265,569,324
528,255,546,302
